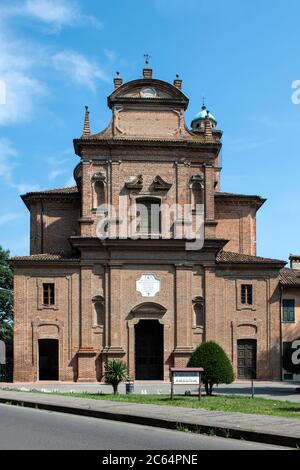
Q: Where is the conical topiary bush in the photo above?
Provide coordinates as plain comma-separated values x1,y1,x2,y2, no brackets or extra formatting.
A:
188,341,234,395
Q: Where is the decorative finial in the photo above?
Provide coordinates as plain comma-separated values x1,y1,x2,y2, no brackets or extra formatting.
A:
144,53,151,68
143,54,153,79
174,74,183,90
114,71,123,89
202,97,206,109
82,105,90,137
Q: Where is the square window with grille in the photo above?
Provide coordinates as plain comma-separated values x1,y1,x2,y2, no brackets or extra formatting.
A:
43,283,55,306
282,299,295,323
241,284,253,306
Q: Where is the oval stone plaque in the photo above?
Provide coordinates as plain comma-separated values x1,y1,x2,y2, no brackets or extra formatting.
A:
136,274,160,298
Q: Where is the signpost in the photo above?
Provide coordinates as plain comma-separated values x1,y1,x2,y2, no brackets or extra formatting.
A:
0,341,6,382
170,368,204,401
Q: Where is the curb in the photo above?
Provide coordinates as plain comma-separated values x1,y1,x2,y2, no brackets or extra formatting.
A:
0,396,299,449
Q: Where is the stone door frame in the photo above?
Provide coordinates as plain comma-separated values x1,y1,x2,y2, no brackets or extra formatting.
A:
127,302,170,381
32,318,64,381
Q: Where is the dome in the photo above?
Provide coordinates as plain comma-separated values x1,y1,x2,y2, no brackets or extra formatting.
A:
191,105,217,125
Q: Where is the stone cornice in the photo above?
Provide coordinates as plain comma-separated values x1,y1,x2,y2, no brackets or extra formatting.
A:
22,192,80,210
73,137,221,156
69,236,228,253
215,192,266,210
9,258,80,267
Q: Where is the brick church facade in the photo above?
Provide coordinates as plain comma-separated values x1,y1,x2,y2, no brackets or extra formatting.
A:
10,65,298,383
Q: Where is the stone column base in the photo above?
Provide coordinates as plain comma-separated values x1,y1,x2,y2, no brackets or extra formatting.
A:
173,347,194,368
102,347,126,375
77,348,97,383
102,347,126,358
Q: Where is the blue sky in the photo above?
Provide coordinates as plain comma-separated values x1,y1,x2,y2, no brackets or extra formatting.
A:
0,0,300,261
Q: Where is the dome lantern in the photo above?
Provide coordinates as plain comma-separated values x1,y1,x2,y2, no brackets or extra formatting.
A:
191,104,217,132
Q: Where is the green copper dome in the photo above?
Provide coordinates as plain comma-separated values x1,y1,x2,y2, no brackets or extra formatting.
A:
192,105,217,125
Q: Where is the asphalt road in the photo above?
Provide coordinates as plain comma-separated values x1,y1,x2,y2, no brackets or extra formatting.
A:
0,404,287,450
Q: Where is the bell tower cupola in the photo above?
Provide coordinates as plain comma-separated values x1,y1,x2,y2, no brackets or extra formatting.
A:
191,102,217,133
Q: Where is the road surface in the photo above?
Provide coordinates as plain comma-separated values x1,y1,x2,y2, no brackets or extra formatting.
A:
0,404,287,450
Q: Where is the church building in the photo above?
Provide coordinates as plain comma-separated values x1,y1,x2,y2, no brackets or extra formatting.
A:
10,65,297,383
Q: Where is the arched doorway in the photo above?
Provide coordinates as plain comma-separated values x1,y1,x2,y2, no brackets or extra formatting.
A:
135,320,164,380
237,339,257,379
38,339,59,381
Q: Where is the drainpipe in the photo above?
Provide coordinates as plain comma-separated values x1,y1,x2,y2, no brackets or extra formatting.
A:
279,284,283,381
40,201,44,253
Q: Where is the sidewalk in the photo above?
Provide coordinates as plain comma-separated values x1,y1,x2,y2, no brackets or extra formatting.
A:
1,380,300,402
0,390,299,448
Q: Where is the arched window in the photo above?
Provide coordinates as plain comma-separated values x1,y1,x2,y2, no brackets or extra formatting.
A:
191,182,204,209
136,198,161,235
194,303,204,328
94,302,105,327
93,180,105,209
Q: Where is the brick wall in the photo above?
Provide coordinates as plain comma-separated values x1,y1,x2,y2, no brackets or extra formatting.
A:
13,265,80,382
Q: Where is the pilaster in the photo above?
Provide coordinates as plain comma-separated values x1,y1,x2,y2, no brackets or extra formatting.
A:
204,265,216,341
103,264,125,358
77,265,96,382
204,164,216,238
174,264,194,367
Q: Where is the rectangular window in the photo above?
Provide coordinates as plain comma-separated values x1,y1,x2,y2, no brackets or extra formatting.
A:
136,199,161,235
241,284,253,306
282,299,295,323
283,341,292,355
43,283,55,306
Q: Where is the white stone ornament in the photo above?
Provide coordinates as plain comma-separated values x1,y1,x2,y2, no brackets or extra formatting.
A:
136,274,160,298
140,87,157,98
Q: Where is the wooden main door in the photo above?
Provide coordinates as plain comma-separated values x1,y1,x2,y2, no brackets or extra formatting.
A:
135,320,164,380
237,339,257,379
38,339,59,381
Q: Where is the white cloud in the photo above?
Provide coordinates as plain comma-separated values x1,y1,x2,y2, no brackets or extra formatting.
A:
0,213,19,226
46,148,73,182
14,182,41,194
52,51,108,90
0,71,45,126
0,0,102,33
0,33,46,126
65,176,75,187
48,168,66,180
0,138,18,182
0,2,105,124
25,0,79,28
0,138,40,193
103,49,117,63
